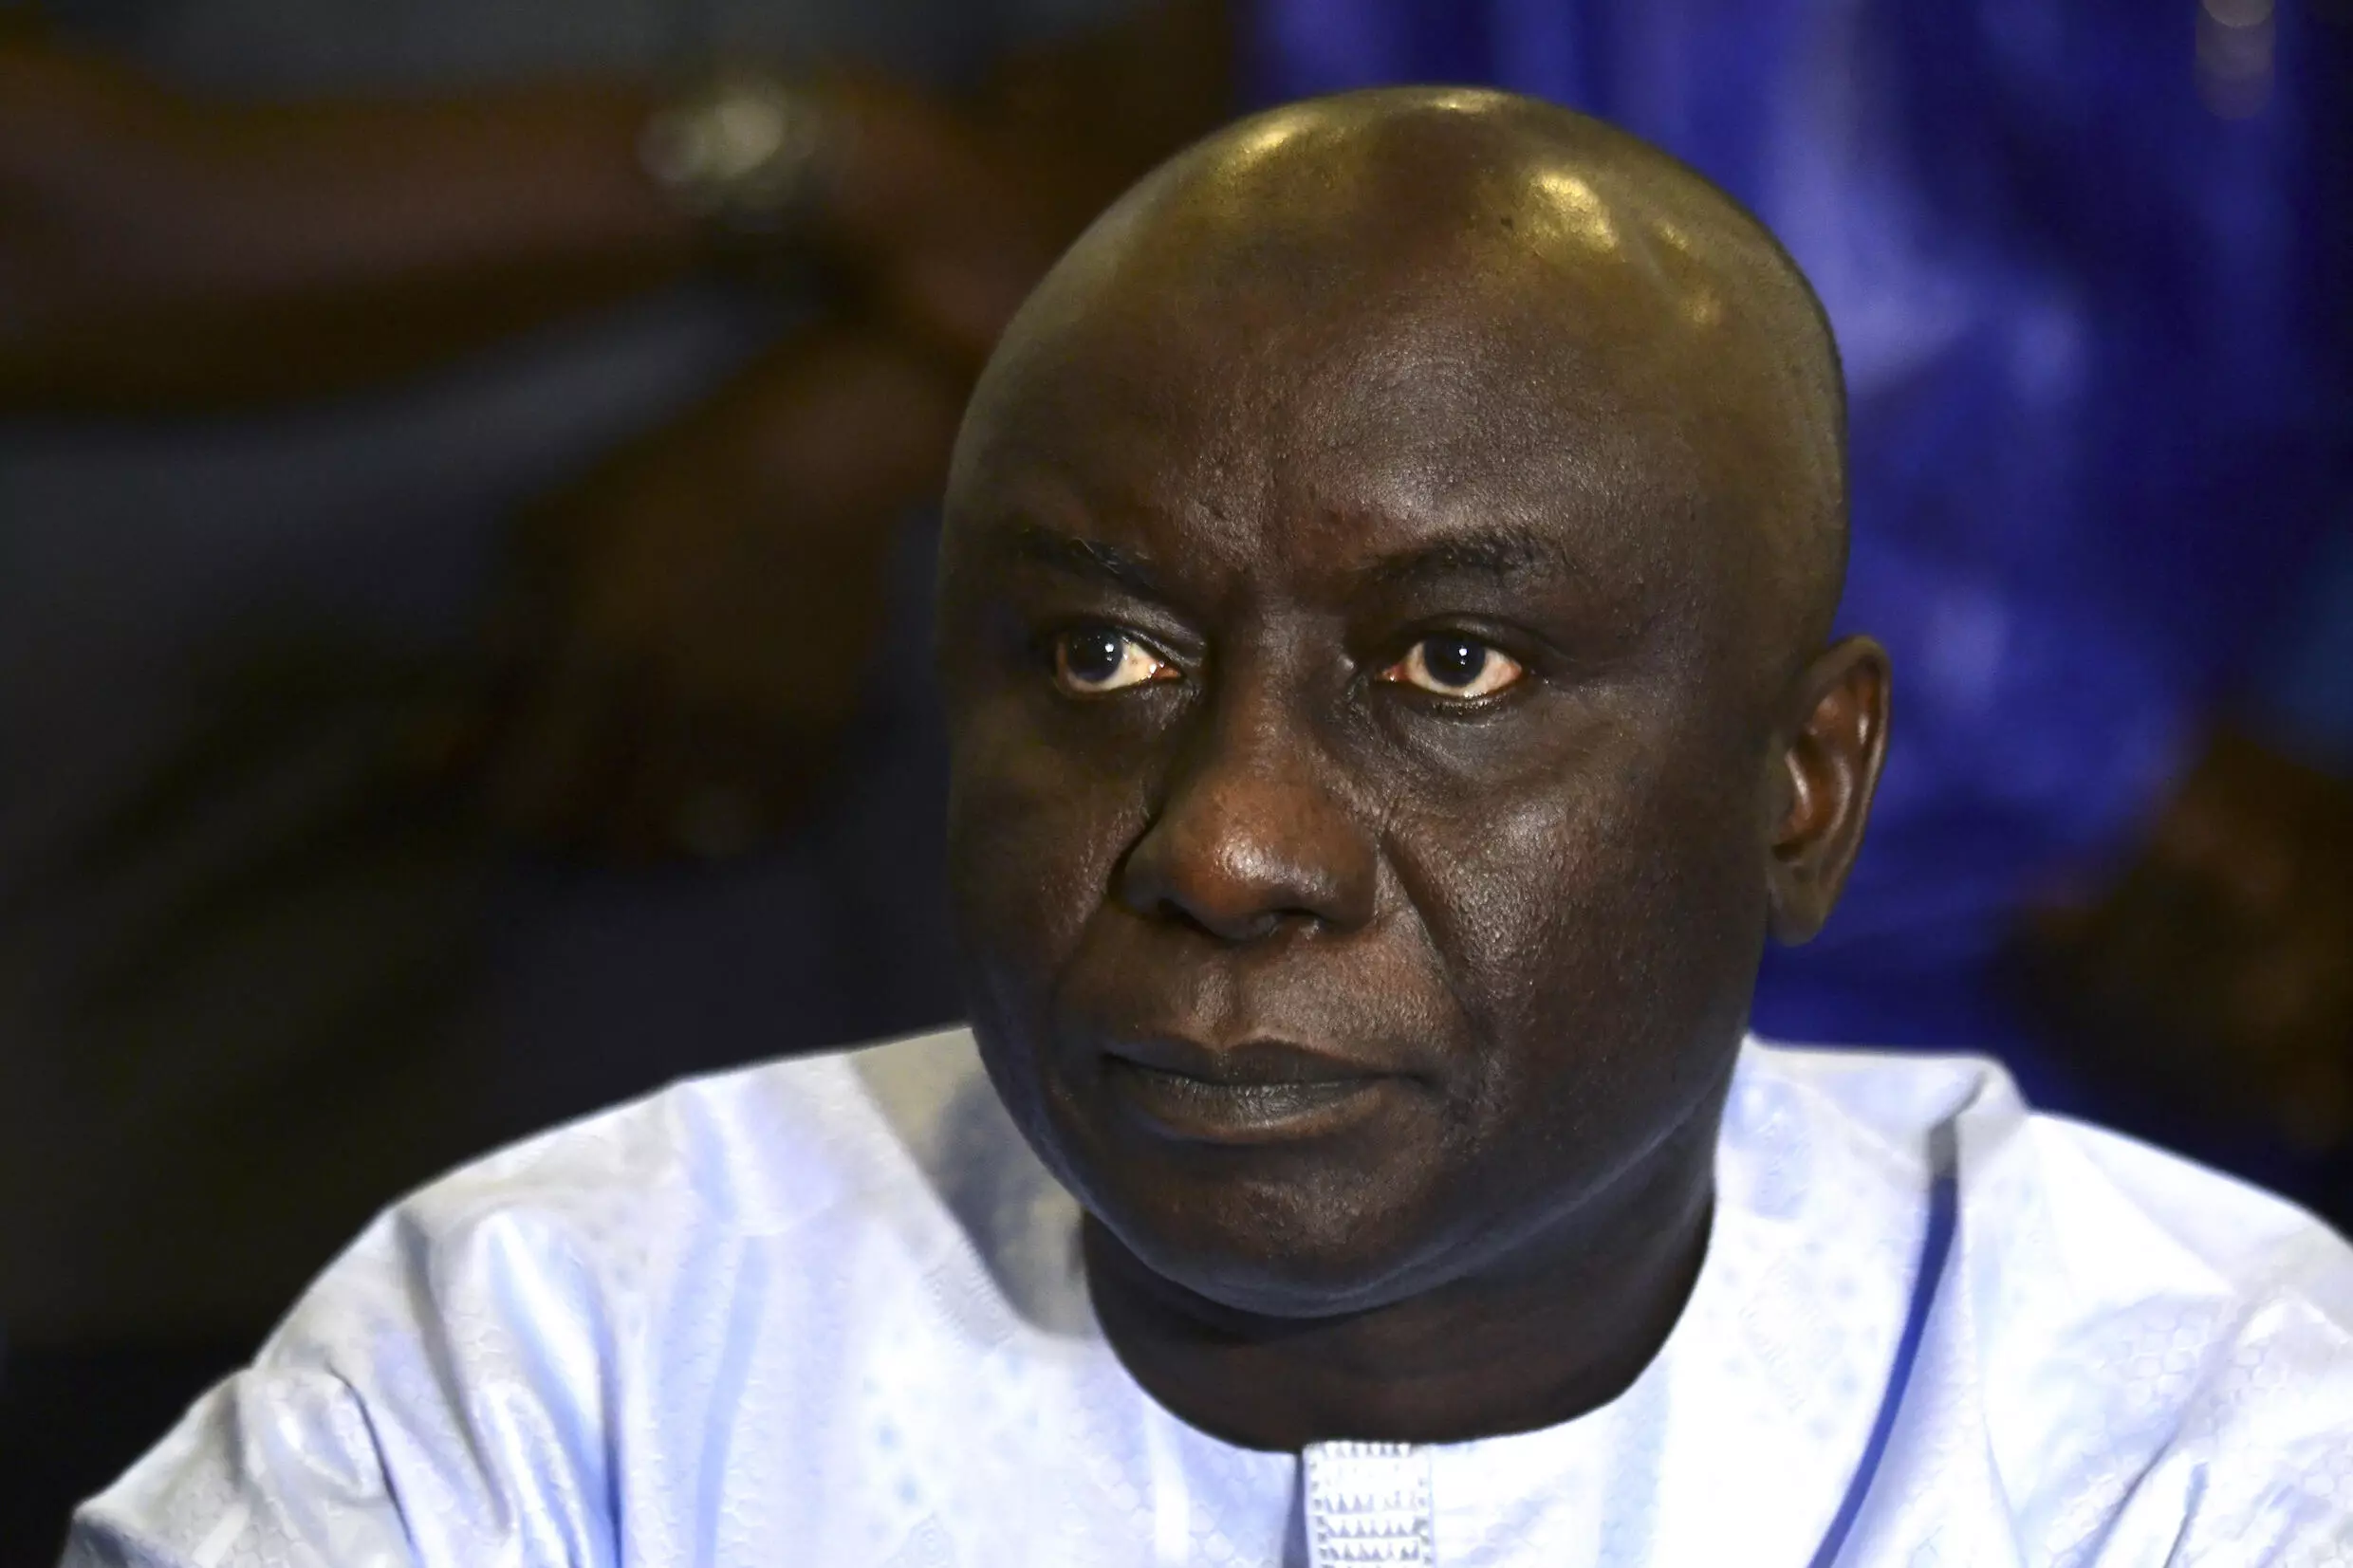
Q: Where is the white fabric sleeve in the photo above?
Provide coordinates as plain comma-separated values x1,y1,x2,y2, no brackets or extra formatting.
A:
59,1194,626,1568
61,1366,419,1568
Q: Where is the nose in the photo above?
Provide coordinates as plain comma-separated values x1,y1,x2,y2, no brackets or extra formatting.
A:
1115,690,1379,943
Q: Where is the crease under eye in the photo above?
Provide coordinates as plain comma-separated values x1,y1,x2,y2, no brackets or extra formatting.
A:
1380,635,1525,699
1053,627,1176,695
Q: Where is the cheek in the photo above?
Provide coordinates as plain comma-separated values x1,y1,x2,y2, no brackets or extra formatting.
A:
1395,728,1765,1134
946,699,1150,997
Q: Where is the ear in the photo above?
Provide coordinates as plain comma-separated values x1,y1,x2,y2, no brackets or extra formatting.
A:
1765,636,1891,945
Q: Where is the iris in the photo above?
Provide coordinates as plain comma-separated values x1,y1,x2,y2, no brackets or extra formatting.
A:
1418,637,1489,689
1064,630,1125,685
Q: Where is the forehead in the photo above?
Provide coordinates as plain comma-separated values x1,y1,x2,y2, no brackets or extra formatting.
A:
950,248,1732,607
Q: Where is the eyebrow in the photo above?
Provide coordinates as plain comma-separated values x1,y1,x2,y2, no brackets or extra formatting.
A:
1000,524,1168,598
996,519,1577,602
1358,524,1578,594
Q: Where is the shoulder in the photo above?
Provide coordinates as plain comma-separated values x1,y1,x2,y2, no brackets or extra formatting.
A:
1983,1112,2353,1554
1744,1041,2353,1555
70,1026,1082,1565
295,1024,1033,1347
342,1025,973,1256
1741,1039,2353,1322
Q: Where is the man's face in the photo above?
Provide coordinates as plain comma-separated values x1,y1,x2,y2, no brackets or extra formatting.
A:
937,250,1784,1318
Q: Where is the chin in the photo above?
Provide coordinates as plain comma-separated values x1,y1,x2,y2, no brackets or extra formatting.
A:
1088,1159,1450,1319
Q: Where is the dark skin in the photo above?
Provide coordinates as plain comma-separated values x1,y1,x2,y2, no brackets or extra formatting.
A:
937,90,1890,1449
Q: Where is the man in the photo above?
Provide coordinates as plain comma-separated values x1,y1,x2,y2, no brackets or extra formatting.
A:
65,90,2353,1566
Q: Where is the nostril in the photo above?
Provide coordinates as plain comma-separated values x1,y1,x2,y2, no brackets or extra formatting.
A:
1150,894,1283,945
1153,894,1214,937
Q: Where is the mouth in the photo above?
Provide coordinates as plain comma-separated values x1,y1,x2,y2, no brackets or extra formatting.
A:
1098,1037,1400,1144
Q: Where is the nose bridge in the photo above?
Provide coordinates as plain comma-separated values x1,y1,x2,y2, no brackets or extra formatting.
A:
1118,653,1378,940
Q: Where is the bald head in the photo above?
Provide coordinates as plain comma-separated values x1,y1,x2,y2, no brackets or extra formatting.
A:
960,86,1849,658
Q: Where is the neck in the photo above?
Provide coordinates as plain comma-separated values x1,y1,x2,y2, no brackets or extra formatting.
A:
1084,1098,1722,1452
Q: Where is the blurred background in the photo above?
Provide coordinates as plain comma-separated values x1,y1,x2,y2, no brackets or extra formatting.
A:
0,0,2344,1558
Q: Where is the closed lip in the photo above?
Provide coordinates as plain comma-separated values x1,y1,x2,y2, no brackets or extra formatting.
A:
1096,1035,1406,1143
1099,1034,1396,1087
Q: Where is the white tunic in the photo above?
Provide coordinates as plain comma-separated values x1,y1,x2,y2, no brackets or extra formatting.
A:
64,1030,2353,1567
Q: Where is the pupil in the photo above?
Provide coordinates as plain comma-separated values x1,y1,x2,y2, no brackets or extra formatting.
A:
1066,631,1123,683
1423,637,1487,687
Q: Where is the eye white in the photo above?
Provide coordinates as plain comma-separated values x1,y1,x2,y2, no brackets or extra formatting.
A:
1383,636,1526,699
1054,630,1176,694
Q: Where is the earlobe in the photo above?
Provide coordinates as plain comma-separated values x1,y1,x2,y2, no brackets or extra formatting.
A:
1765,636,1891,946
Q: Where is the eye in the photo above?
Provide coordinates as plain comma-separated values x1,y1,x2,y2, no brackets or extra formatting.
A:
1051,626,1177,695
1380,635,1526,699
